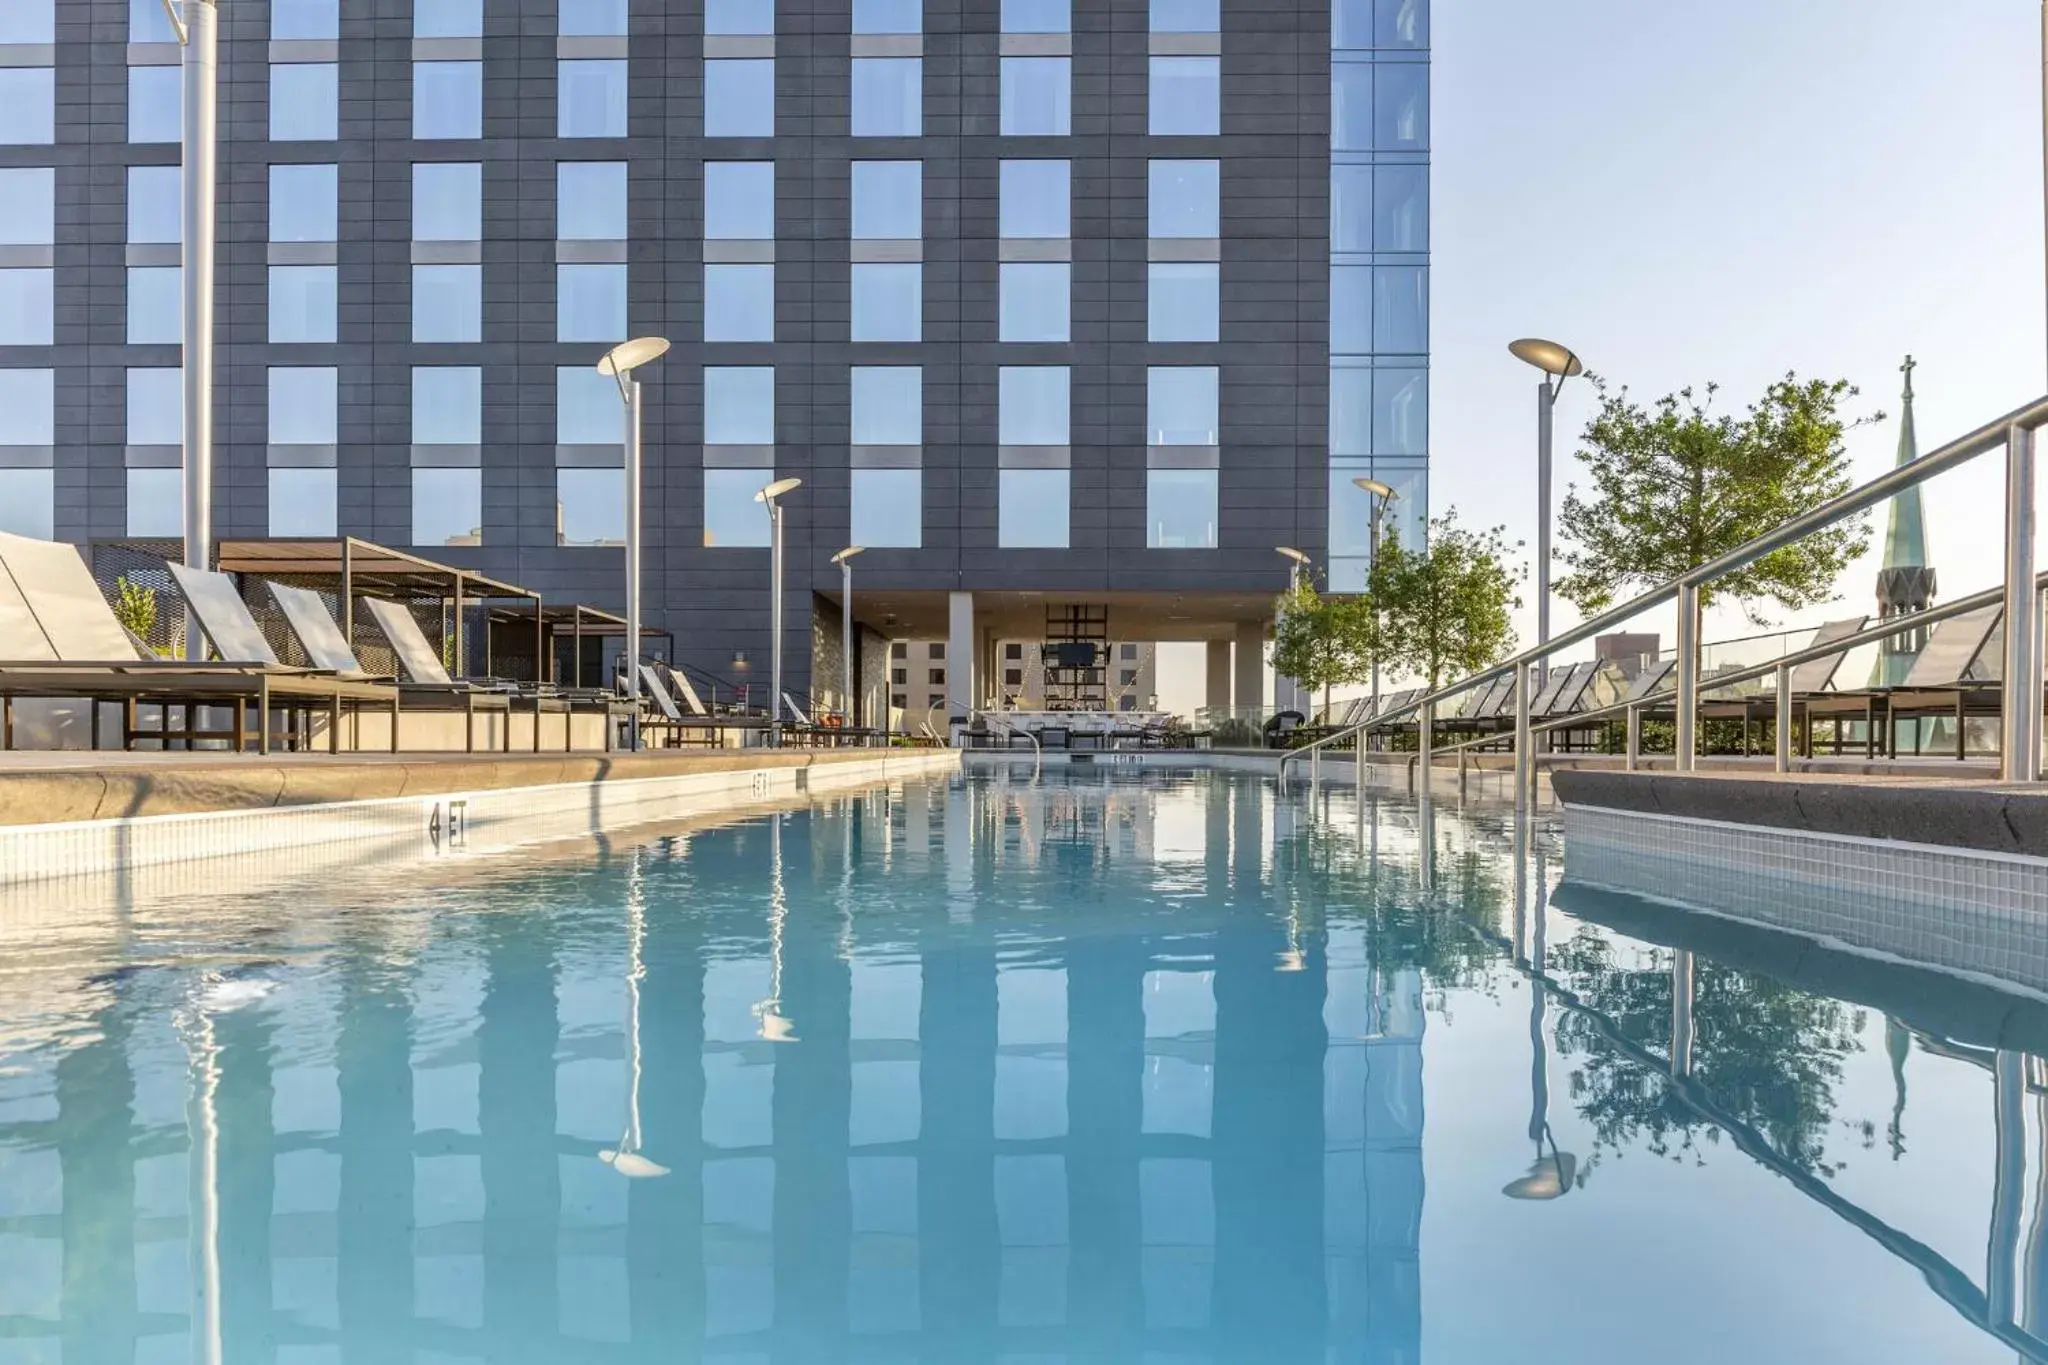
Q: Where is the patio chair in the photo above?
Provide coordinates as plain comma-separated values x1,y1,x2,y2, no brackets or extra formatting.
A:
1862,605,2008,759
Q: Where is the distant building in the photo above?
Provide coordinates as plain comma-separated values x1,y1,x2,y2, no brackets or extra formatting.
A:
890,639,1158,719
1873,356,1935,686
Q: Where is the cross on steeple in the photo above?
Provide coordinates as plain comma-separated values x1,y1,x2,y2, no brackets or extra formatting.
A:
1901,353,1916,401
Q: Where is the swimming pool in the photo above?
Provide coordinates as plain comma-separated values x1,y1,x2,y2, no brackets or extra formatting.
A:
0,766,2042,1363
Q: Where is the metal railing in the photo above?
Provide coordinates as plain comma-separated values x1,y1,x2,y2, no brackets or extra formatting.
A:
1280,394,2048,800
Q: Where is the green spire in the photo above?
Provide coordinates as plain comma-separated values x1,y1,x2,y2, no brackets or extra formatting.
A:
1872,356,1937,687
1881,355,1927,569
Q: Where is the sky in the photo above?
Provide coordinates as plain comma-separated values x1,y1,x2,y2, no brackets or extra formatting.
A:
1163,0,2048,715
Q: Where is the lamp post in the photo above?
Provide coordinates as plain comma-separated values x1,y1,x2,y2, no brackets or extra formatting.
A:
1352,476,1398,713
756,477,803,747
1507,338,1584,657
833,546,865,737
1274,546,1312,717
162,0,217,659
598,337,672,751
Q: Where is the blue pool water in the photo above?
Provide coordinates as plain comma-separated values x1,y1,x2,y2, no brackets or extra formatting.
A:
1,767,2045,1363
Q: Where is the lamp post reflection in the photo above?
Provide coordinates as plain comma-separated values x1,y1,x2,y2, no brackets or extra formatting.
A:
1503,840,1576,1202
178,972,275,1365
601,850,669,1179
754,815,799,1040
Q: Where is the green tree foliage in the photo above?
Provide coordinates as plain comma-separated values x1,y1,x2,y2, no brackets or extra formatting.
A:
112,574,161,653
1556,374,1877,626
1268,579,1379,710
1373,512,1522,689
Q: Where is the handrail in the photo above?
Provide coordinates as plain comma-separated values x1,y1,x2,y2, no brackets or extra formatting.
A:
1282,392,2048,778
966,708,1043,781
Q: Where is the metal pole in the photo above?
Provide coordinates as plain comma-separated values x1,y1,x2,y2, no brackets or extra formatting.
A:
1513,660,1532,814
1991,1048,2028,1328
1670,949,1696,1079
1417,698,1431,797
770,500,784,747
1624,702,1640,771
624,378,642,749
2005,423,2039,782
1370,499,1384,714
1536,378,1553,654
1774,662,1792,774
840,559,854,733
1674,583,1700,773
181,0,218,661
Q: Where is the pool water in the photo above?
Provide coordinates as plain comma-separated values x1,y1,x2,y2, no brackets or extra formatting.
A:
0,768,2044,1363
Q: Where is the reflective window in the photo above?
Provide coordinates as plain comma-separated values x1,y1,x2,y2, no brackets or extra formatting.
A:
269,468,337,537
1000,58,1069,136
1331,265,1369,354
999,468,1068,548
1373,265,1426,352
1147,469,1216,548
559,0,628,36
1002,0,1068,32
704,366,775,444
1149,57,1218,135
130,0,177,42
1147,160,1217,238
559,60,628,138
0,168,55,245
414,61,483,140
999,263,1068,342
852,468,922,547
0,0,52,43
851,262,921,342
851,366,921,444
414,468,483,546
125,266,178,345
413,264,481,343
1376,64,1428,149
705,60,775,138
703,469,771,547
0,370,53,444
999,160,1069,238
272,0,338,40
127,165,181,243
850,161,921,238
270,63,339,141
268,368,337,444
1375,366,1427,455
558,263,627,342
125,368,179,445
557,365,619,443
416,0,484,38
1331,163,1370,253
270,164,339,242
1334,0,1427,49
1375,164,1428,251
127,470,181,537
1329,364,1370,455
706,0,774,34
853,0,920,33
704,161,775,239
0,471,52,539
558,161,628,240
704,264,775,342
413,366,482,444
0,69,54,146
851,58,921,137
1146,262,1217,342
1147,366,1217,445
1150,0,1218,31
128,67,180,143
1329,460,1424,562
1332,64,1370,151
558,468,625,545
998,366,1068,444
413,163,482,241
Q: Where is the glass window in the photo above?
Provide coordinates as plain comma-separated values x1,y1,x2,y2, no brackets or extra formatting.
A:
704,366,775,444
130,0,177,41
1375,366,1426,455
559,60,628,138
853,0,920,33
268,367,337,444
1000,58,1069,136
128,67,180,143
851,367,921,444
127,470,181,537
999,468,1068,548
850,263,921,342
558,468,625,545
270,63,339,141
557,366,619,443
1147,160,1217,238
272,0,338,40
271,265,340,343
999,263,1068,343
0,69,54,146
413,163,482,241
0,370,52,444
1331,163,1370,253
1332,64,1370,151
125,368,179,445
706,0,774,35
1376,64,1428,149
704,264,775,342
704,161,775,239
1149,57,1217,136
998,367,1068,444
1146,262,1217,342
416,0,484,39
128,166,180,245
0,168,55,246
269,468,337,537
1329,461,1423,562
703,469,771,547
559,0,628,36
2,270,52,345
1375,164,1428,251
851,58,921,138
413,264,481,343
0,0,52,43
705,60,775,138
1373,265,1427,353
125,266,178,345
850,161,921,239
414,468,483,546
1147,469,1216,549
999,160,1069,238
1353,0,1426,49
414,61,483,140
852,468,921,547
559,162,629,240
1147,367,1217,445
414,366,482,444
558,264,627,342
1330,364,1370,455
0,471,52,539
270,164,339,242
1149,0,1218,31
1332,0,1369,48
1331,264,1369,355
1001,0,1068,33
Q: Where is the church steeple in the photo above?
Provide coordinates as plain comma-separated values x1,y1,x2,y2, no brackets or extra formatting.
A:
1874,355,1936,686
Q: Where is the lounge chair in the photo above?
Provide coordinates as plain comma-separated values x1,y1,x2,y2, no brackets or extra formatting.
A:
1859,605,2007,759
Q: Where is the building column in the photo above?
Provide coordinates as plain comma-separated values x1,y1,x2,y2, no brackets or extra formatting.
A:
948,592,976,737
1233,621,1264,712
1206,640,1232,712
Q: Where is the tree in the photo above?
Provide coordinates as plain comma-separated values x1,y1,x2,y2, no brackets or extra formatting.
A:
1556,374,1877,626
1373,512,1522,690
1268,580,1378,718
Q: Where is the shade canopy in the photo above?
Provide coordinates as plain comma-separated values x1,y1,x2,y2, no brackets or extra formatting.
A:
1508,337,1584,378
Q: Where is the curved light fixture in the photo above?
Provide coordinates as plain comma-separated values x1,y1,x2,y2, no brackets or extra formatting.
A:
756,476,803,504
1275,546,1312,566
1351,476,1398,500
1508,337,1584,379
1501,1150,1578,1200
597,336,672,377
833,545,867,565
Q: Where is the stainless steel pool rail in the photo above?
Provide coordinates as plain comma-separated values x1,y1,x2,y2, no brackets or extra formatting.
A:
1280,395,2048,802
